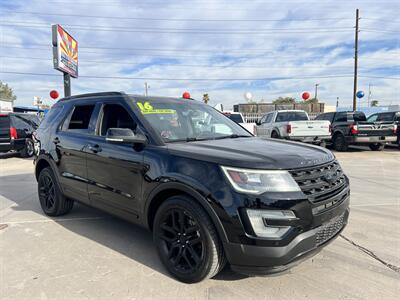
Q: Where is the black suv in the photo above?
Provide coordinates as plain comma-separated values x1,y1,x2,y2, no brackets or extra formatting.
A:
367,111,400,148
0,112,40,157
34,92,350,283
315,111,397,151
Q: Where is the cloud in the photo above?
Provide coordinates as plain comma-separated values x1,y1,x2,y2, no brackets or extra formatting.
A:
0,0,399,108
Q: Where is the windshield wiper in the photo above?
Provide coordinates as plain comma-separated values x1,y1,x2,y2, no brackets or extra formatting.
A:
214,134,252,140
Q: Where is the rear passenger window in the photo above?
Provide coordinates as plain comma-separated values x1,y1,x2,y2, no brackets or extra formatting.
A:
334,113,347,122
66,105,95,131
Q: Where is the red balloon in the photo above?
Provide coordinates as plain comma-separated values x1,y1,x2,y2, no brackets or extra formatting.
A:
182,91,191,99
50,90,59,100
302,92,310,101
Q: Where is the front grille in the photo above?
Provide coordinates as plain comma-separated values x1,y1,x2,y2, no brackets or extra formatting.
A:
316,213,345,246
290,160,347,203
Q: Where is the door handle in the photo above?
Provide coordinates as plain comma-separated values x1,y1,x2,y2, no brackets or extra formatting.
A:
88,144,102,153
53,137,60,144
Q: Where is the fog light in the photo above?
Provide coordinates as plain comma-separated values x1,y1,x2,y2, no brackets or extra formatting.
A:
246,209,296,238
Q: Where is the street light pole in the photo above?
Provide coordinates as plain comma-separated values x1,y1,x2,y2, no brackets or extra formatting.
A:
144,82,149,96
367,83,372,107
314,83,319,100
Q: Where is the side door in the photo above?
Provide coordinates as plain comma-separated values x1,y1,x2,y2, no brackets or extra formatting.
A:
262,113,274,136
332,112,348,134
85,101,145,216
55,103,97,204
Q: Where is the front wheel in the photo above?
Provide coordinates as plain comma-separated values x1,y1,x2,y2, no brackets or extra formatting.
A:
271,131,280,139
38,167,74,216
369,143,385,151
153,195,226,283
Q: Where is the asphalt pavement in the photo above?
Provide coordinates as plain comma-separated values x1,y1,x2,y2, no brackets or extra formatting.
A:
1,147,399,299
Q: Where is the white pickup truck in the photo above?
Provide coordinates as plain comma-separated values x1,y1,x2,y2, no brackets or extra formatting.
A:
255,110,331,145
222,111,257,135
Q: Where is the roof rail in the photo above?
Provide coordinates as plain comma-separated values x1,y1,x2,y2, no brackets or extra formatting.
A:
59,91,126,101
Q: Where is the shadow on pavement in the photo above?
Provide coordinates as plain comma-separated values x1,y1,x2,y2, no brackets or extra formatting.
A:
3,173,247,282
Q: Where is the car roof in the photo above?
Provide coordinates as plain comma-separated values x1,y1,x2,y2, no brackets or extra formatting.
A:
58,92,194,104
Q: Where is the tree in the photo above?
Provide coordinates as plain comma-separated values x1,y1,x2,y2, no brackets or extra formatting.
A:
202,93,210,104
371,100,379,107
0,81,17,102
272,97,296,105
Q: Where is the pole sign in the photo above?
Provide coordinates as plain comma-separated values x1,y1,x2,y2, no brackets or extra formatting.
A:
52,24,78,78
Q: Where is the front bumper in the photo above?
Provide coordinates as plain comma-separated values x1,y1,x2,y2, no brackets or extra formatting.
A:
225,198,350,276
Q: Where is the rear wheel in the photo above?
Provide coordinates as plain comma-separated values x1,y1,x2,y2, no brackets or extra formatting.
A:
333,134,348,152
369,143,385,151
271,131,280,139
153,195,226,283
38,167,74,216
20,138,34,158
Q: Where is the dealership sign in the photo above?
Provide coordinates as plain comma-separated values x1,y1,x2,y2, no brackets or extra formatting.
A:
52,24,78,78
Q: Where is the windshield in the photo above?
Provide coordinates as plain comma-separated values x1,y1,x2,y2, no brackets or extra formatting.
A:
133,98,252,142
276,111,308,122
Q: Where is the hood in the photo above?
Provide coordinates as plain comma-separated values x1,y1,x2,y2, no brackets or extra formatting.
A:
167,137,335,170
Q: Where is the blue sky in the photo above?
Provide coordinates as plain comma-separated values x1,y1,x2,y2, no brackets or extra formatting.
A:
0,0,399,108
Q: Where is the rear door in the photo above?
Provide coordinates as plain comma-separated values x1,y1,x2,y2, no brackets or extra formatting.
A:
85,101,145,216
55,103,97,204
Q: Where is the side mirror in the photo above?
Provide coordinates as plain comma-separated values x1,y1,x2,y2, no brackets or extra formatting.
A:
105,128,147,145
256,120,261,126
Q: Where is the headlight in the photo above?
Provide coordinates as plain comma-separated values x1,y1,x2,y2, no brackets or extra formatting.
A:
247,209,296,238
221,166,300,194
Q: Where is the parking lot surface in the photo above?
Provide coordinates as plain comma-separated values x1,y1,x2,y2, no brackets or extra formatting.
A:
1,147,399,299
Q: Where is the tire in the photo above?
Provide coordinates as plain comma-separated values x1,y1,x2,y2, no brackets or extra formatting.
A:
333,134,348,152
37,167,74,216
20,138,34,158
153,195,226,283
369,143,385,151
271,130,280,139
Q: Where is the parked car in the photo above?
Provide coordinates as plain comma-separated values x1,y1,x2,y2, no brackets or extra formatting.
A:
315,111,397,151
0,112,40,157
366,111,400,148
34,92,350,283
222,111,256,135
256,110,331,146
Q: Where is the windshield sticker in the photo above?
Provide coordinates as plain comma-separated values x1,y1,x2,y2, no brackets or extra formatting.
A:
137,101,176,114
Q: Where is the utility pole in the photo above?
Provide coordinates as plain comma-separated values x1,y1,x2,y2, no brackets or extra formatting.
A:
367,83,372,107
336,97,339,108
144,82,149,96
314,83,319,100
352,8,360,111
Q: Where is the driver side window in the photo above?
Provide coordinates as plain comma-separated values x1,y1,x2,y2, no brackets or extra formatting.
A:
367,114,378,122
99,104,137,136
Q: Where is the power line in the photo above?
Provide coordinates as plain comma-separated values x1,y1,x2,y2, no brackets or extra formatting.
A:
0,55,361,69
1,71,398,81
4,11,355,22
362,29,400,34
0,22,353,34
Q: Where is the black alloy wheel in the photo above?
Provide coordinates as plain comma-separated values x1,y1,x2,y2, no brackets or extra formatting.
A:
20,138,34,158
153,196,225,283
369,143,385,151
38,167,74,216
39,172,56,211
159,208,204,273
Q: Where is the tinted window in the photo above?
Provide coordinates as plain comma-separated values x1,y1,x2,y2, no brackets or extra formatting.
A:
395,112,400,122
40,105,64,129
12,114,40,129
315,113,333,122
99,104,137,136
264,113,273,123
334,112,347,122
276,111,308,122
227,113,244,124
67,105,95,131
